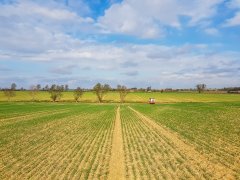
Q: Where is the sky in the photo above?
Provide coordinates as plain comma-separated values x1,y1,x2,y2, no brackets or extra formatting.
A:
0,0,239,89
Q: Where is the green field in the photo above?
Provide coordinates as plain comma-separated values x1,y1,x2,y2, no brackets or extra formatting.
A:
0,91,240,103
0,103,116,179
0,101,239,179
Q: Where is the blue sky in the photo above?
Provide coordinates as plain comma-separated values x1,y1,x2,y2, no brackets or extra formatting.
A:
0,0,239,89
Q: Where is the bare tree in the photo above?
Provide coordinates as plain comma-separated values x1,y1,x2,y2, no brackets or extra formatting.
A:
29,85,38,101
36,84,41,90
93,83,111,102
3,89,16,101
65,84,69,91
49,84,63,102
73,87,84,102
196,84,206,93
117,85,129,103
147,86,151,92
44,85,49,91
11,83,17,90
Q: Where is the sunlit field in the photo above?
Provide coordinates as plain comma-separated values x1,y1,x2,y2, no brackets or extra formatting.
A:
0,91,239,103
0,101,239,179
1,0,240,179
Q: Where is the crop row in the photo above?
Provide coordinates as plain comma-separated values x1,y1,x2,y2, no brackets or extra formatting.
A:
0,104,115,179
132,103,240,178
120,106,218,179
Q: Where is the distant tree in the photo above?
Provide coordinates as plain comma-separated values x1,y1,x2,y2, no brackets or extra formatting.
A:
93,83,111,103
65,84,69,91
49,84,63,102
51,84,57,90
147,86,151,92
11,83,17,90
59,85,63,91
139,88,145,92
44,85,49,91
36,84,41,90
196,84,206,93
117,85,129,103
29,85,38,101
3,89,16,101
73,87,84,102
130,87,137,92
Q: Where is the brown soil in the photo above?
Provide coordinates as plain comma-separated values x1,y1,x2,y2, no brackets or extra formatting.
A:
108,107,125,180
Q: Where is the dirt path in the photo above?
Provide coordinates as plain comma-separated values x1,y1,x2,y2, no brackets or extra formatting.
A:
108,106,125,180
128,106,235,179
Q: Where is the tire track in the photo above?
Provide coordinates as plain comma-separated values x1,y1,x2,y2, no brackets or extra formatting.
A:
108,106,125,180
128,106,235,179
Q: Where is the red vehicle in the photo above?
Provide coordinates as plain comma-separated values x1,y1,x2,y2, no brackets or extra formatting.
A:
149,98,155,104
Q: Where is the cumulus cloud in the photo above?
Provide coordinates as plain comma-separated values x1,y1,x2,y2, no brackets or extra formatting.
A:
0,0,95,54
227,0,240,9
223,0,240,27
1,41,239,88
120,61,138,68
122,71,138,76
49,65,76,75
98,0,223,38
223,12,240,27
0,66,11,72
204,28,220,36
0,0,239,88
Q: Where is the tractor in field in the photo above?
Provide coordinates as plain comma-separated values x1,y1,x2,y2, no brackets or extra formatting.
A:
149,98,155,104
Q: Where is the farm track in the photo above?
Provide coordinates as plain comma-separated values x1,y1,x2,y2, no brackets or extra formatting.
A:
0,107,115,179
128,106,236,179
108,106,125,180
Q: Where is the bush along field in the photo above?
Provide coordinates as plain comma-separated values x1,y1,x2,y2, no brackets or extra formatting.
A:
0,102,239,179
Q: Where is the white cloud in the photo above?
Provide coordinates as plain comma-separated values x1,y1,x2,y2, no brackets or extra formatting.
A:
98,0,223,38
49,65,76,75
64,0,91,16
0,0,239,88
223,12,240,27
227,0,240,9
1,40,239,88
0,1,85,21
204,28,220,36
98,3,164,38
0,1,95,53
223,0,240,27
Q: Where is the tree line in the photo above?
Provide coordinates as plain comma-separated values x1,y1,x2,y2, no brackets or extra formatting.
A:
1,83,129,103
1,82,218,102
